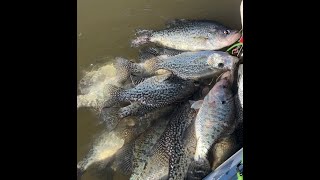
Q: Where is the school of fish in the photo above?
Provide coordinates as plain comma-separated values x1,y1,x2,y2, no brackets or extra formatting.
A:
77,19,243,180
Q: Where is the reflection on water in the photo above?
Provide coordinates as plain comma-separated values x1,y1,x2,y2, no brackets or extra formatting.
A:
77,0,242,179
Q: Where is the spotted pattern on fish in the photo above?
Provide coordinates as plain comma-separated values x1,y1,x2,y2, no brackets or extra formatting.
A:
132,20,241,51
137,102,196,179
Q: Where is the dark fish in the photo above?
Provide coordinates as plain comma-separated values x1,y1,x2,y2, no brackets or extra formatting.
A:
103,73,197,118
112,119,170,179
136,102,196,179
168,115,214,180
131,20,241,51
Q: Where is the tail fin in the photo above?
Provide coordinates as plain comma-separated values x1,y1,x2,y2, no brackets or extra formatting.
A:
131,29,153,47
114,57,134,85
100,107,122,132
114,57,144,84
103,84,123,108
187,158,211,180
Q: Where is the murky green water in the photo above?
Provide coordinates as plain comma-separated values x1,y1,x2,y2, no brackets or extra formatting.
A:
77,0,242,179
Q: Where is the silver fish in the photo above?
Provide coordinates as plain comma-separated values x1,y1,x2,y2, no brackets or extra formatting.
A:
131,20,241,51
115,51,238,81
192,71,236,165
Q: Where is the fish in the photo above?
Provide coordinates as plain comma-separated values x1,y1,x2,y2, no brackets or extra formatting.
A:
77,108,166,178
131,19,241,51
191,71,236,173
115,51,239,81
135,102,196,180
77,62,134,110
167,117,211,180
112,118,170,178
103,73,197,118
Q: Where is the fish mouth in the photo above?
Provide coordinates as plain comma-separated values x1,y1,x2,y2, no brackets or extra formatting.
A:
226,30,241,45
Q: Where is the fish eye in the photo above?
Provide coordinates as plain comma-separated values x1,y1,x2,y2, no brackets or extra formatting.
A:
218,63,224,68
224,30,231,35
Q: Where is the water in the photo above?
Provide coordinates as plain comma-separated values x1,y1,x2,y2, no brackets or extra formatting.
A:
77,0,242,179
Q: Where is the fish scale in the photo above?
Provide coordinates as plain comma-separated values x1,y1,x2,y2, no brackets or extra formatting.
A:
132,20,241,51
137,102,196,180
193,71,236,162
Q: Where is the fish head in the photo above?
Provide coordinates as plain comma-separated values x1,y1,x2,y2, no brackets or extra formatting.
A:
207,52,239,71
208,28,241,49
207,71,234,104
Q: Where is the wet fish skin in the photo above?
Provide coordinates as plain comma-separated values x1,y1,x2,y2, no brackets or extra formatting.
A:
193,71,236,162
137,102,196,180
132,20,241,51
155,51,238,80
129,119,170,180
115,51,238,82
103,73,197,110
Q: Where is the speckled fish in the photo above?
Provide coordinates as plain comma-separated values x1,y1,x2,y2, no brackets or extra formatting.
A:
111,118,170,176
191,71,236,167
131,19,241,51
168,118,211,180
135,102,196,180
115,51,238,81
103,73,197,117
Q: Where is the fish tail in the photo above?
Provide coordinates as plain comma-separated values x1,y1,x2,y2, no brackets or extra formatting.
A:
103,84,123,108
114,57,144,84
100,107,122,131
131,29,153,47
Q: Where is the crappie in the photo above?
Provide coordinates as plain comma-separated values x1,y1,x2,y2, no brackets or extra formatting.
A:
132,20,241,51
168,118,211,180
77,109,162,178
137,102,196,180
192,71,236,164
112,119,170,179
103,73,197,117
116,51,238,81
